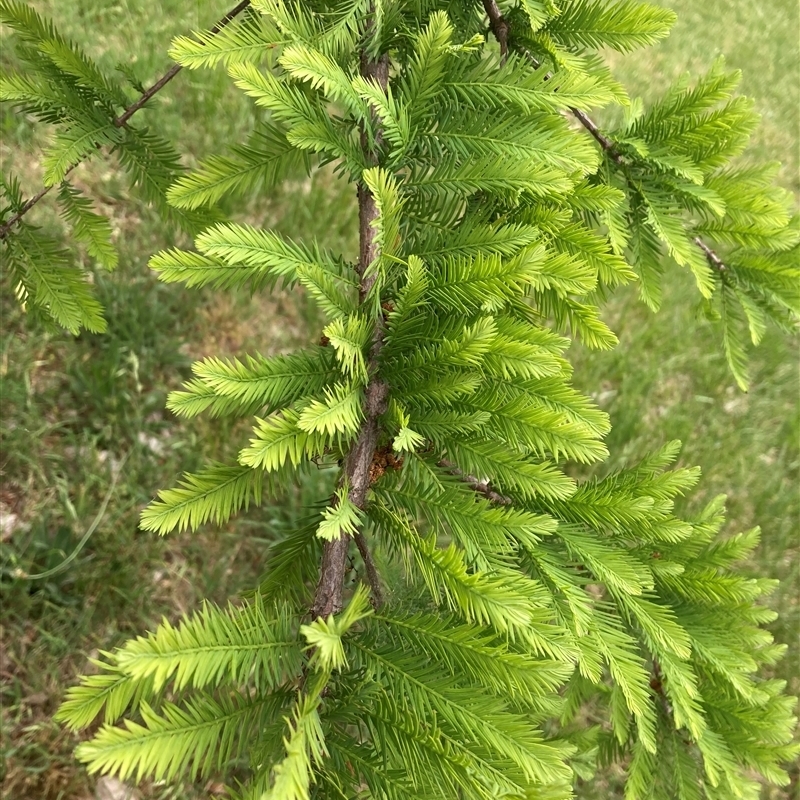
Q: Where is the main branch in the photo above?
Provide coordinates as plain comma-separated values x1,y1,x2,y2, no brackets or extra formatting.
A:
482,0,509,62
0,0,252,241
311,46,389,619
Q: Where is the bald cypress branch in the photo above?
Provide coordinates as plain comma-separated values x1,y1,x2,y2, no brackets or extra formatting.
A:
311,27,389,621
0,0,251,241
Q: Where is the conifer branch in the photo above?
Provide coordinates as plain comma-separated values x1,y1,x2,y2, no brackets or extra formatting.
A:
481,1,728,275
311,12,389,620
568,113,728,274
46,3,799,792
570,110,729,276
0,0,251,241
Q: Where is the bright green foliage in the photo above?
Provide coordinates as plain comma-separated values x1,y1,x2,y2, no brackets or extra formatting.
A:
0,0,214,332
316,485,365,541
169,11,283,69
166,348,339,419
602,57,799,387
56,183,118,270
536,0,677,53
152,222,359,316
139,463,266,534
167,122,310,210
1,173,107,333
4,1,795,798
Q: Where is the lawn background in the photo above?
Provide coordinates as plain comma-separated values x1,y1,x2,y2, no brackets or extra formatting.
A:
1,1,797,798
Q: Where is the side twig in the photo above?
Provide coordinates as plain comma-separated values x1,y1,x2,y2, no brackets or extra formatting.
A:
694,236,728,274
0,183,59,241
0,0,252,241
438,459,513,506
112,63,184,130
570,107,624,164
354,532,384,608
480,1,729,275
114,0,252,127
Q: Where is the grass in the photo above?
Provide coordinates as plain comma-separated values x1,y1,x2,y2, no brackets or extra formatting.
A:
0,1,797,798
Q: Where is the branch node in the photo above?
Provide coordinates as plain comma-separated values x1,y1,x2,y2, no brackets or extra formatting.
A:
694,236,728,273
482,0,509,63
438,459,513,505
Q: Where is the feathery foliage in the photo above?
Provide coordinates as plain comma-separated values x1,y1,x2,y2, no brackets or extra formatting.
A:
4,1,795,797
0,0,219,332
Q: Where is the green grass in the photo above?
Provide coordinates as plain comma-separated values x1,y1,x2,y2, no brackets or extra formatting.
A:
0,1,797,798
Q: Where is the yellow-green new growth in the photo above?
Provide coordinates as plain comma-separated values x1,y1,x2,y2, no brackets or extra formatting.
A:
4,1,793,798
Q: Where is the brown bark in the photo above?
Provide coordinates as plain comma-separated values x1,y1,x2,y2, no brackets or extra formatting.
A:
482,0,509,62
311,25,390,619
